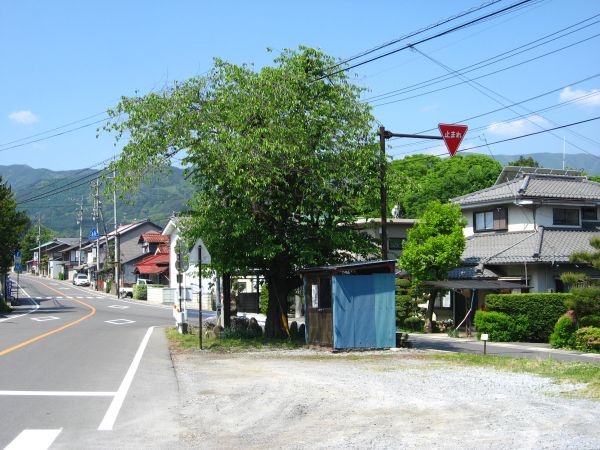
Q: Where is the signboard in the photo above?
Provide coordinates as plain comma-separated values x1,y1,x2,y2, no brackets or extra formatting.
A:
14,263,22,273
438,123,468,157
14,251,21,265
88,228,100,240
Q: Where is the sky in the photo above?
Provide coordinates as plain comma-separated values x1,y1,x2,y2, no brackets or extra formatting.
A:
1,0,600,171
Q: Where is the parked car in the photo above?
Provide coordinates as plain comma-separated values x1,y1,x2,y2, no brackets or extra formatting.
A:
73,273,90,286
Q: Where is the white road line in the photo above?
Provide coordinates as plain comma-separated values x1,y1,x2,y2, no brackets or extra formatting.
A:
105,319,135,325
30,316,60,322
4,429,62,450
0,390,115,397
67,296,73,299
0,285,39,322
108,305,129,309
98,326,154,431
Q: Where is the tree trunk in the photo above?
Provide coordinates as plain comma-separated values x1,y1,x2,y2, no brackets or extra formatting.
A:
424,288,438,333
264,277,289,339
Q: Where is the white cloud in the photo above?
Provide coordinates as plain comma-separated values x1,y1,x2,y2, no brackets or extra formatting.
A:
486,115,548,137
559,86,600,107
8,110,39,125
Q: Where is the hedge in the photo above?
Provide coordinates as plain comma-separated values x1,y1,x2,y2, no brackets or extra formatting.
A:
474,310,529,342
578,314,600,328
133,284,147,300
485,293,570,342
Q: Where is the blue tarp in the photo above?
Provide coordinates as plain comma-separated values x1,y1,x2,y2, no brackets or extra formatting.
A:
332,273,395,349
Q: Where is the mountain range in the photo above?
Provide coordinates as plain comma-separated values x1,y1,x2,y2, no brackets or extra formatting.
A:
0,164,195,237
2,152,599,236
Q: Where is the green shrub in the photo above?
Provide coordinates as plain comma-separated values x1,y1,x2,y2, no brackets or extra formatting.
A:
105,279,113,294
133,284,147,300
573,327,600,353
403,316,424,331
579,314,600,328
549,316,577,349
485,293,570,342
568,287,600,318
474,310,529,342
58,272,64,281
395,278,417,326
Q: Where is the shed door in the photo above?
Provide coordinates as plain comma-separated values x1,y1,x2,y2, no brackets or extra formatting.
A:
332,274,395,349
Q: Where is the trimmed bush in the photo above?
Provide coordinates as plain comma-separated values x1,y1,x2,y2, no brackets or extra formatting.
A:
485,293,570,342
58,272,64,281
579,314,600,328
549,316,576,349
133,284,147,300
403,316,424,332
474,310,529,342
573,327,600,353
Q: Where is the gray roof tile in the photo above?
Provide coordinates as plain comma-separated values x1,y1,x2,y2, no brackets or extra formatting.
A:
452,174,600,206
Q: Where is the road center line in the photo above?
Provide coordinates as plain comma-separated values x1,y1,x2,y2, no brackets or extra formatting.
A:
0,279,96,357
0,390,116,397
98,326,155,431
4,428,62,450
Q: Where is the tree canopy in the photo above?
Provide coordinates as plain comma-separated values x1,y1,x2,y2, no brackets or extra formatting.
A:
399,201,465,332
105,47,379,337
0,178,29,275
386,153,501,218
507,155,540,167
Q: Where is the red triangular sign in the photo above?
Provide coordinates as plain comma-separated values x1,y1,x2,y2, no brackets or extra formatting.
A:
438,123,468,157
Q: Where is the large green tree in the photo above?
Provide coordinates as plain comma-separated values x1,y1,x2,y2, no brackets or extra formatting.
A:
105,47,379,337
388,154,501,218
399,201,465,332
0,178,29,301
507,155,540,167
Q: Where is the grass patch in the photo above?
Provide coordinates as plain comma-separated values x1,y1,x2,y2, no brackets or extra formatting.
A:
166,327,305,352
426,353,600,400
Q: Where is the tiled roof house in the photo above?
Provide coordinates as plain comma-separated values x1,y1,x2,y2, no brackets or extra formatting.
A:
451,166,600,292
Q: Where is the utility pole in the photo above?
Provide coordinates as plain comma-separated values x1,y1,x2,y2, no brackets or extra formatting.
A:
113,168,120,297
92,180,100,290
76,198,84,267
378,126,389,260
37,215,41,277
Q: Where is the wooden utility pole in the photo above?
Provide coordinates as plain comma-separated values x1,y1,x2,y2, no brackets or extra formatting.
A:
113,168,120,297
379,126,388,260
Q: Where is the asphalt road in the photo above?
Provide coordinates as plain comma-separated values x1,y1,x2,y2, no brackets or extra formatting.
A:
0,273,185,449
410,333,600,364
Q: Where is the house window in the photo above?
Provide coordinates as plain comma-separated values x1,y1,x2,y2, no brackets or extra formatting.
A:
582,206,597,221
388,238,404,251
142,242,150,254
474,207,507,232
553,208,579,226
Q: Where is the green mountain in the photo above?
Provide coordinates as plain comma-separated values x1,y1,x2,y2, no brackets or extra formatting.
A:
0,165,195,236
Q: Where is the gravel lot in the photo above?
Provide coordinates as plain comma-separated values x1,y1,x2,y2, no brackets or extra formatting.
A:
172,348,600,450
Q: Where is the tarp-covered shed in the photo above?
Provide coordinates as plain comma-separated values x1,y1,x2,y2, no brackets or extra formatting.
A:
301,260,396,349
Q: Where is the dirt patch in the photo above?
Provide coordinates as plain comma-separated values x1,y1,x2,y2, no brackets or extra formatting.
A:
172,349,600,449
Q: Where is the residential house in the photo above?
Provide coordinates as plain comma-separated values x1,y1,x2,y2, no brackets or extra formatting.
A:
82,219,162,290
28,238,79,278
354,217,416,260
439,166,600,324
133,232,170,285
162,217,213,309
60,243,88,280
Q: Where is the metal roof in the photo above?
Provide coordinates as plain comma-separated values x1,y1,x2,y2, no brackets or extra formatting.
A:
300,260,396,275
424,280,527,290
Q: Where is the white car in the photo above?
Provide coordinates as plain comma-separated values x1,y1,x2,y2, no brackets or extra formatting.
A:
73,273,90,286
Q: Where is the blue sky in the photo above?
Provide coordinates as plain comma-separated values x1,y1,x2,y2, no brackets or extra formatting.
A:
1,0,599,170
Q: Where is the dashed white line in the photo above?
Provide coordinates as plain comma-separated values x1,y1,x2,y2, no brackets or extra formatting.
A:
0,390,116,397
31,316,60,322
105,319,135,325
4,429,62,450
108,305,129,309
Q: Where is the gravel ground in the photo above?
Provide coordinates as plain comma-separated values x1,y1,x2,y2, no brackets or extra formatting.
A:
172,348,600,450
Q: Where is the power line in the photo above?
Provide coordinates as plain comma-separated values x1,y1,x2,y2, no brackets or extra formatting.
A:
370,31,600,107
325,0,506,72
363,13,600,103
314,0,538,81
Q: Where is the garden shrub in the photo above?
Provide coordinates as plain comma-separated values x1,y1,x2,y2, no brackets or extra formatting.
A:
105,279,113,294
484,293,570,342
395,278,416,326
579,314,600,328
133,284,147,300
403,316,424,331
473,310,529,342
58,272,64,281
573,327,600,353
549,316,576,349
567,286,600,318
260,284,268,315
